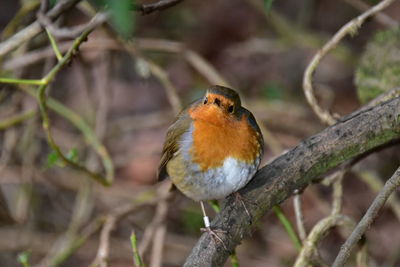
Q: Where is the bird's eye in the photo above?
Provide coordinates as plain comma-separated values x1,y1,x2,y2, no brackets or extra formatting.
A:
203,97,208,104
228,105,234,113
214,98,221,106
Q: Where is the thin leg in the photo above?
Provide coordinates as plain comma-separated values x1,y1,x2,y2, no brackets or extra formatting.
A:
199,201,227,250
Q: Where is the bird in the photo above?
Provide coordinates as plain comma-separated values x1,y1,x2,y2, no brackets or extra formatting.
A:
158,85,264,243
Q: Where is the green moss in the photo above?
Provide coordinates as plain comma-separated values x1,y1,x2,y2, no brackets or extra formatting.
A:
355,27,400,103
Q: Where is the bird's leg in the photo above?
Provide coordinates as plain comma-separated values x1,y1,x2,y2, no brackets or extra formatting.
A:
233,192,255,224
199,201,228,250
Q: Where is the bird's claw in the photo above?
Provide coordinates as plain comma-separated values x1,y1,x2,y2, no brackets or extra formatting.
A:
201,227,228,251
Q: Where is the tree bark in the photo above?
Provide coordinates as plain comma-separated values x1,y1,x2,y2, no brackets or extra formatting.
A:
184,97,400,266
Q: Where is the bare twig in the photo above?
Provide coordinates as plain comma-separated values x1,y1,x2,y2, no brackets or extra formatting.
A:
0,110,36,130
294,214,355,267
0,0,82,57
303,0,397,125
293,190,307,242
37,2,110,39
344,0,398,27
333,166,400,267
133,0,184,15
36,179,93,267
149,224,167,267
355,170,400,222
90,182,171,267
90,215,117,267
294,168,348,266
330,170,346,216
138,184,170,256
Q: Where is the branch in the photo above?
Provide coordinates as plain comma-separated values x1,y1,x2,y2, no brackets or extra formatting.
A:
132,0,184,15
294,214,355,267
184,96,400,266
332,166,400,266
0,0,82,57
303,0,397,125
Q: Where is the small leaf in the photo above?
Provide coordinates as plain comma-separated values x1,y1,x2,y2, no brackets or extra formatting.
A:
263,83,283,101
107,0,135,39
264,0,275,14
66,148,79,163
49,0,58,8
17,251,31,267
46,151,60,169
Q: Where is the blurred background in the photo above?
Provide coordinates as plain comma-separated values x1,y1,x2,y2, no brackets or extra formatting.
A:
1,0,400,266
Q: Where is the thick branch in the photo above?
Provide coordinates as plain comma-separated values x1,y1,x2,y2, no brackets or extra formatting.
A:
184,97,400,266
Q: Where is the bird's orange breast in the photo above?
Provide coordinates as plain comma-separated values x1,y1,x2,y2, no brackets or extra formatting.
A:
188,104,261,170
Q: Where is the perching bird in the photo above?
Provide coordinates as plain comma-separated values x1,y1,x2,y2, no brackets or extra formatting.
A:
158,85,264,241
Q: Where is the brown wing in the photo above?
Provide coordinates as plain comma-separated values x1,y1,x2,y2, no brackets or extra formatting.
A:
157,106,192,181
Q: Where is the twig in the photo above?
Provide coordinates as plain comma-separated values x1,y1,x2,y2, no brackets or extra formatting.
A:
138,184,170,256
355,170,400,222
131,231,145,267
45,29,62,61
293,190,307,242
302,0,397,125
132,0,184,15
149,225,167,267
330,169,346,216
294,168,348,266
0,110,36,130
1,0,40,40
90,215,117,267
36,179,93,267
333,166,400,267
38,5,110,39
0,0,82,57
344,0,398,27
17,85,115,186
90,182,171,267
294,215,355,267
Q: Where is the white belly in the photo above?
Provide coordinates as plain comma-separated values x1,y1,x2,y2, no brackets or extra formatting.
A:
176,156,259,201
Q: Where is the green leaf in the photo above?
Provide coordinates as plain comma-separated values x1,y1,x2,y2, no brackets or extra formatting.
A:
46,151,60,169
17,251,31,267
66,148,79,163
107,0,135,39
208,199,220,213
264,0,275,14
263,82,283,101
49,0,57,8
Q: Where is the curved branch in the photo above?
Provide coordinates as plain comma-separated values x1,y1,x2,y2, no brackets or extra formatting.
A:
184,96,400,266
302,0,397,125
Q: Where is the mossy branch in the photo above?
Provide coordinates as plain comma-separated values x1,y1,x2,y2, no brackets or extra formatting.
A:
184,96,400,266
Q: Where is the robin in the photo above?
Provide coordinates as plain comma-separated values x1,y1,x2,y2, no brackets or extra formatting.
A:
158,85,264,243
